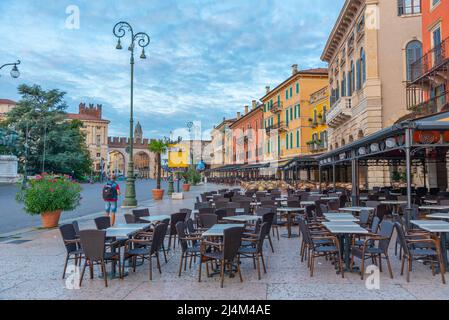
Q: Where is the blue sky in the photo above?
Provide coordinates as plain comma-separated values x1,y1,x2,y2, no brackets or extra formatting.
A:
0,0,344,139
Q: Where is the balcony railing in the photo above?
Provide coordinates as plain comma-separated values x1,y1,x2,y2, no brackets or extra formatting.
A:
265,121,288,134
410,37,449,84
407,89,449,116
326,97,352,128
270,101,283,114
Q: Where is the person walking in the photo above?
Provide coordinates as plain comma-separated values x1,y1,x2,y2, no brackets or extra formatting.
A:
102,175,121,226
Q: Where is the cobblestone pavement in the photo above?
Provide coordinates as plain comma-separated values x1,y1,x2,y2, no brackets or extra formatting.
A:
0,183,448,300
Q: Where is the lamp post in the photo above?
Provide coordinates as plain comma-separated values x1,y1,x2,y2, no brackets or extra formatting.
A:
113,21,150,207
0,60,21,78
187,121,194,169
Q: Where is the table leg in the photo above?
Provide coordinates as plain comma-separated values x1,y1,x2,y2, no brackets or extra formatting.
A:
280,212,299,238
441,233,448,269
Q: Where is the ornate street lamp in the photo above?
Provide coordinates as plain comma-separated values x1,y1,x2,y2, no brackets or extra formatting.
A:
187,121,194,169
0,60,21,78
113,21,150,207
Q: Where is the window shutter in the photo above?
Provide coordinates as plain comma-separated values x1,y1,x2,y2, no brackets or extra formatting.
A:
397,0,404,16
356,59,361,90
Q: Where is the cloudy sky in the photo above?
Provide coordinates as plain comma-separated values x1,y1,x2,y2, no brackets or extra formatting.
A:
0,0,344,139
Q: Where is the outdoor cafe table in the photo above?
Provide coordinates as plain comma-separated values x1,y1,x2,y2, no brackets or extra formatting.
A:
192,208,245,216
277,207,305,238
139,215,171,224
222,215,262,223
424,199,438,205
300,201,316,206
419,205,449,212
411,220,449,269
320,197,340,201
202,224,245,237
324,224,369,272
339,207,375,214
427,213,449,220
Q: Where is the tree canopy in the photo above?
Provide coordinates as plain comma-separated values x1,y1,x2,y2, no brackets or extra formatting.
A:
3,84,92,179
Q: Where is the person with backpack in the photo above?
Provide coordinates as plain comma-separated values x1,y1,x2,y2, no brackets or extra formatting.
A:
103,175,121,226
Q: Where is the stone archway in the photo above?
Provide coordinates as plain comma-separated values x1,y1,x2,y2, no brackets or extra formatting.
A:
108,150,126,177
134,151,151,179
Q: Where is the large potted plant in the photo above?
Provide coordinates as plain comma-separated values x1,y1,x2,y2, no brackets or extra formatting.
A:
182,172,190,192
16,174,82,228
148,136,181,200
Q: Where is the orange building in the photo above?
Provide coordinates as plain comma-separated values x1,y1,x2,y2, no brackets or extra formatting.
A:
407,0,449,115
228,100,264,166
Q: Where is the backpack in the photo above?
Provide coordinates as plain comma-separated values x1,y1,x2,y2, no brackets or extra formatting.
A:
102,182,117,200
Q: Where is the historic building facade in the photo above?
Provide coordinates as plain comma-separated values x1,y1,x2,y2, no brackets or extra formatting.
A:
229,101,264,166
210,117,236,169
308,86,329,154
405,0,449,189
67,103,110,173
321,0,422,187
0,99,16,121
261,65,328,163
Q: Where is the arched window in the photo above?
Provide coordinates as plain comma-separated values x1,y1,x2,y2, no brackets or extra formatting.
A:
360,48,366,84
406,40,422,81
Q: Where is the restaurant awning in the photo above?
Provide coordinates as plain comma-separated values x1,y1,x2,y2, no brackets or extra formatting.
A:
317,111,449,167
316,110,449,228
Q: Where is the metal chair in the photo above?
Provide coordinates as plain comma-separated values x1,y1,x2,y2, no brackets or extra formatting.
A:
59,224,83,279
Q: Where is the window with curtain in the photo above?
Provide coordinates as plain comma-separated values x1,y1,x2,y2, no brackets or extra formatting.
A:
406,40,422,81
398,0,421,16
360,48,366,84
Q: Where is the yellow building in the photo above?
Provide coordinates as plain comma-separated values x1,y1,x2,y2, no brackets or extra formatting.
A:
308,86,329,154
261,65,328,162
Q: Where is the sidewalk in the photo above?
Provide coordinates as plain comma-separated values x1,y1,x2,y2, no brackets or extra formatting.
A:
0,183,448,300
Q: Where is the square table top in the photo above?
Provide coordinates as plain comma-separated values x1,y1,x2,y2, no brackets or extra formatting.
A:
322,221,359,227
222,215,262,222
412,220,449,233
300,201,316,206
139,215,171,223
323,212,354,218
202,224,245,237
339,207,375,212
112,223,151,229
419,205,449,211
325,216,360,222
320,197,340,200
381,201,407,205
106,227,141,238
427,213,449,220
424,200,438,204
325,225,369,234
411,219,449,226
277,207,305,212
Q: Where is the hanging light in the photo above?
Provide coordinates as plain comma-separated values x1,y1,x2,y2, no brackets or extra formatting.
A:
116,38,123,50
10,64,20,79
140,48,147,59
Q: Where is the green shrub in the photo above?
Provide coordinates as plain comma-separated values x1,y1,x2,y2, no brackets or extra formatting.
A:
16,174,82,215
186,168,201,186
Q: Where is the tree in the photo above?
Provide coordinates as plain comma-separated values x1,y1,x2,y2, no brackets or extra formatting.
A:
148,136,181,190
3,84,92,179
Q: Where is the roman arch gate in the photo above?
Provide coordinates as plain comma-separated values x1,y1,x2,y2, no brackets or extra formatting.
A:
107,123,157,179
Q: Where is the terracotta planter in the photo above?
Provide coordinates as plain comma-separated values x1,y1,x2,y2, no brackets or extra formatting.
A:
41,210,62,229
152,189,164,200
182,184,191,192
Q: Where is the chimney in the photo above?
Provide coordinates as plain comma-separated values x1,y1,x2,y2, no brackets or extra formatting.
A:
244,105,249,114
265,86,270,94
237,112,241,119
252,100,257,110
292,64,298,75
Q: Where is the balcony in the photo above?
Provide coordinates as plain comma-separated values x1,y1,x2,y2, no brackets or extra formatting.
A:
407,89,449,117
326,97,352,128
265,121,288,134
270,101,283,114
409,37,449,84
